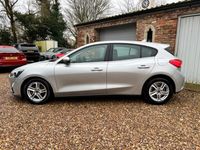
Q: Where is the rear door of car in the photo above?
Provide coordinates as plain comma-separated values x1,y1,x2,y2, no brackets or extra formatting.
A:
106,43,157,95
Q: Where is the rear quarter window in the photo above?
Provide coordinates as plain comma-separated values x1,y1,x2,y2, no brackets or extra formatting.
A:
141,46,157,58
165,47,174,55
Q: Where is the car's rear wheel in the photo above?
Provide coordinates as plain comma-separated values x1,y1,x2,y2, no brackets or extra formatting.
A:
22,78,52,104
143,78,174,104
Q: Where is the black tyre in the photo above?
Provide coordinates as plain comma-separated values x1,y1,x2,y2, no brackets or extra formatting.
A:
142,78,174,105
22,78,52,104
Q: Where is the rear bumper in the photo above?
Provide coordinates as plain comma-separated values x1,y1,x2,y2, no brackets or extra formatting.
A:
24,53,40,61
173,70,185,93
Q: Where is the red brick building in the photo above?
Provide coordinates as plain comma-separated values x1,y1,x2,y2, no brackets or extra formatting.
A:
75,0,200,52
75,0,200,83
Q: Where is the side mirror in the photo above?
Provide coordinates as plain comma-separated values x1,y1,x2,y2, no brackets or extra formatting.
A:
62,57,71,65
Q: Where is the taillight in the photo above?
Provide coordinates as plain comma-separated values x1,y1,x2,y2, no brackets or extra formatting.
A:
169,59,182,68
19,54,27,61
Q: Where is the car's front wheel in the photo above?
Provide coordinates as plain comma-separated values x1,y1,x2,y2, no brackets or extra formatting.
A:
143,78,174,104
22,78,52,104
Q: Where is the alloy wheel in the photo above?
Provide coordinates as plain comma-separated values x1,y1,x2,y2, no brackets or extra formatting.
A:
27,82,47,103
149,81,170,102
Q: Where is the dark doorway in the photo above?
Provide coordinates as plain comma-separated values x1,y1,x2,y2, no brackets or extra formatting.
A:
147,28,153,42
86,35,90,44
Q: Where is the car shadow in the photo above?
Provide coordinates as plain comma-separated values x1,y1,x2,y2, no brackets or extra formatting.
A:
49,95,144,105
12,95,144,105
0,67,15,73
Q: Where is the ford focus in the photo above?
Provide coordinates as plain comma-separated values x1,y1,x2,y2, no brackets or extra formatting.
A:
9,41,185,104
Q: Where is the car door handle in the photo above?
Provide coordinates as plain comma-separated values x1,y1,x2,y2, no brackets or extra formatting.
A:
138,65,150,69
91,68,103,72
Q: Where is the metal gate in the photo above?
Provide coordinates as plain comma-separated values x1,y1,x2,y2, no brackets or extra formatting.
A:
176,14,200,84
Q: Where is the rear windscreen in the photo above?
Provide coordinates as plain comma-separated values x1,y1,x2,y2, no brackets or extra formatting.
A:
0,47,19,53
20,44,39,51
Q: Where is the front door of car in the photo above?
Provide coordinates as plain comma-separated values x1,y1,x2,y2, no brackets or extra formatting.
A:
54,44,109,96
107,44,156,95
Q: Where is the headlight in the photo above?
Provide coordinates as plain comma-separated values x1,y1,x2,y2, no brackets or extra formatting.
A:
9,70,24,78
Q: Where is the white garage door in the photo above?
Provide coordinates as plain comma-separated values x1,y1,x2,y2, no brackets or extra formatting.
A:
176,14,200,84
99,23,136,41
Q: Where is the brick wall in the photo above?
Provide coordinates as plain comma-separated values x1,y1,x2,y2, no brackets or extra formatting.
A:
76,5,200,53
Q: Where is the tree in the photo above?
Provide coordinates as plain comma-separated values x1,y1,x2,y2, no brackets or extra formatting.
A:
117,0,136,14
64,0,111,43
36,0,51,17
15,0,67,47
0,0,19,43
0,29,12,44
48,0,67,46
15,12,40,43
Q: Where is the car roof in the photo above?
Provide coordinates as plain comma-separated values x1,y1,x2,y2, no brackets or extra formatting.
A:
85,41,170,50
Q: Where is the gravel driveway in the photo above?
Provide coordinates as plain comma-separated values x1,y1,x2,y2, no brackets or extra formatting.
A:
0,72,200,149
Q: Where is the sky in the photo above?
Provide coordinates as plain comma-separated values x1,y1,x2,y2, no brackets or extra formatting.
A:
0,0,181,26
16,0,181,15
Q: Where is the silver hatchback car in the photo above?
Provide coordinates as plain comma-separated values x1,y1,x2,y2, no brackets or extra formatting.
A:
9,41,185,104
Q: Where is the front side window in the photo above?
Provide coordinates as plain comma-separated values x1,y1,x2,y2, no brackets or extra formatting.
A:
70,45,108,63
112,44,140,61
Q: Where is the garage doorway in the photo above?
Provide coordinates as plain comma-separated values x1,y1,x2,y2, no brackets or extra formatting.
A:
176,14,200,84
99,23,136,41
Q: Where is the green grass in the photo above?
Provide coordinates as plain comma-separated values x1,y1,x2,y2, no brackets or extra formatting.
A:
185,83,200,92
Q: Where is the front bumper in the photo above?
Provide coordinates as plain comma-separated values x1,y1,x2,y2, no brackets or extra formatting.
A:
9,76,22,97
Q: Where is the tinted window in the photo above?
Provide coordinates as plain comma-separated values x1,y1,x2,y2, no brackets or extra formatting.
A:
112,44,140,61
165,47,173,54
141,46,157,58
0,47,19,53
70,45,108,63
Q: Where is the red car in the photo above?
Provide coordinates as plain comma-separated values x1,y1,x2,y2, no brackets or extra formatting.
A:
0,46,27,67
54,49,72,59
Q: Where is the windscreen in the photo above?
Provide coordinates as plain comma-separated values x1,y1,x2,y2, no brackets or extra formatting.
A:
0,47,19,53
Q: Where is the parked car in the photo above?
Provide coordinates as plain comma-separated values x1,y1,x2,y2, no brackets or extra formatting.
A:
53,49,72,59
40,47,70,60
0,46,27,67
9,41,185,105
14,43,40,62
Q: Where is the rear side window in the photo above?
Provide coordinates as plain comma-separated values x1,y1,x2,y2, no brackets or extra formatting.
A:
112,44,140,61
141,46,157,58
0,47,19,53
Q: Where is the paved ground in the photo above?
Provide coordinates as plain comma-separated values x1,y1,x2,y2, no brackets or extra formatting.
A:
0,70,200,149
